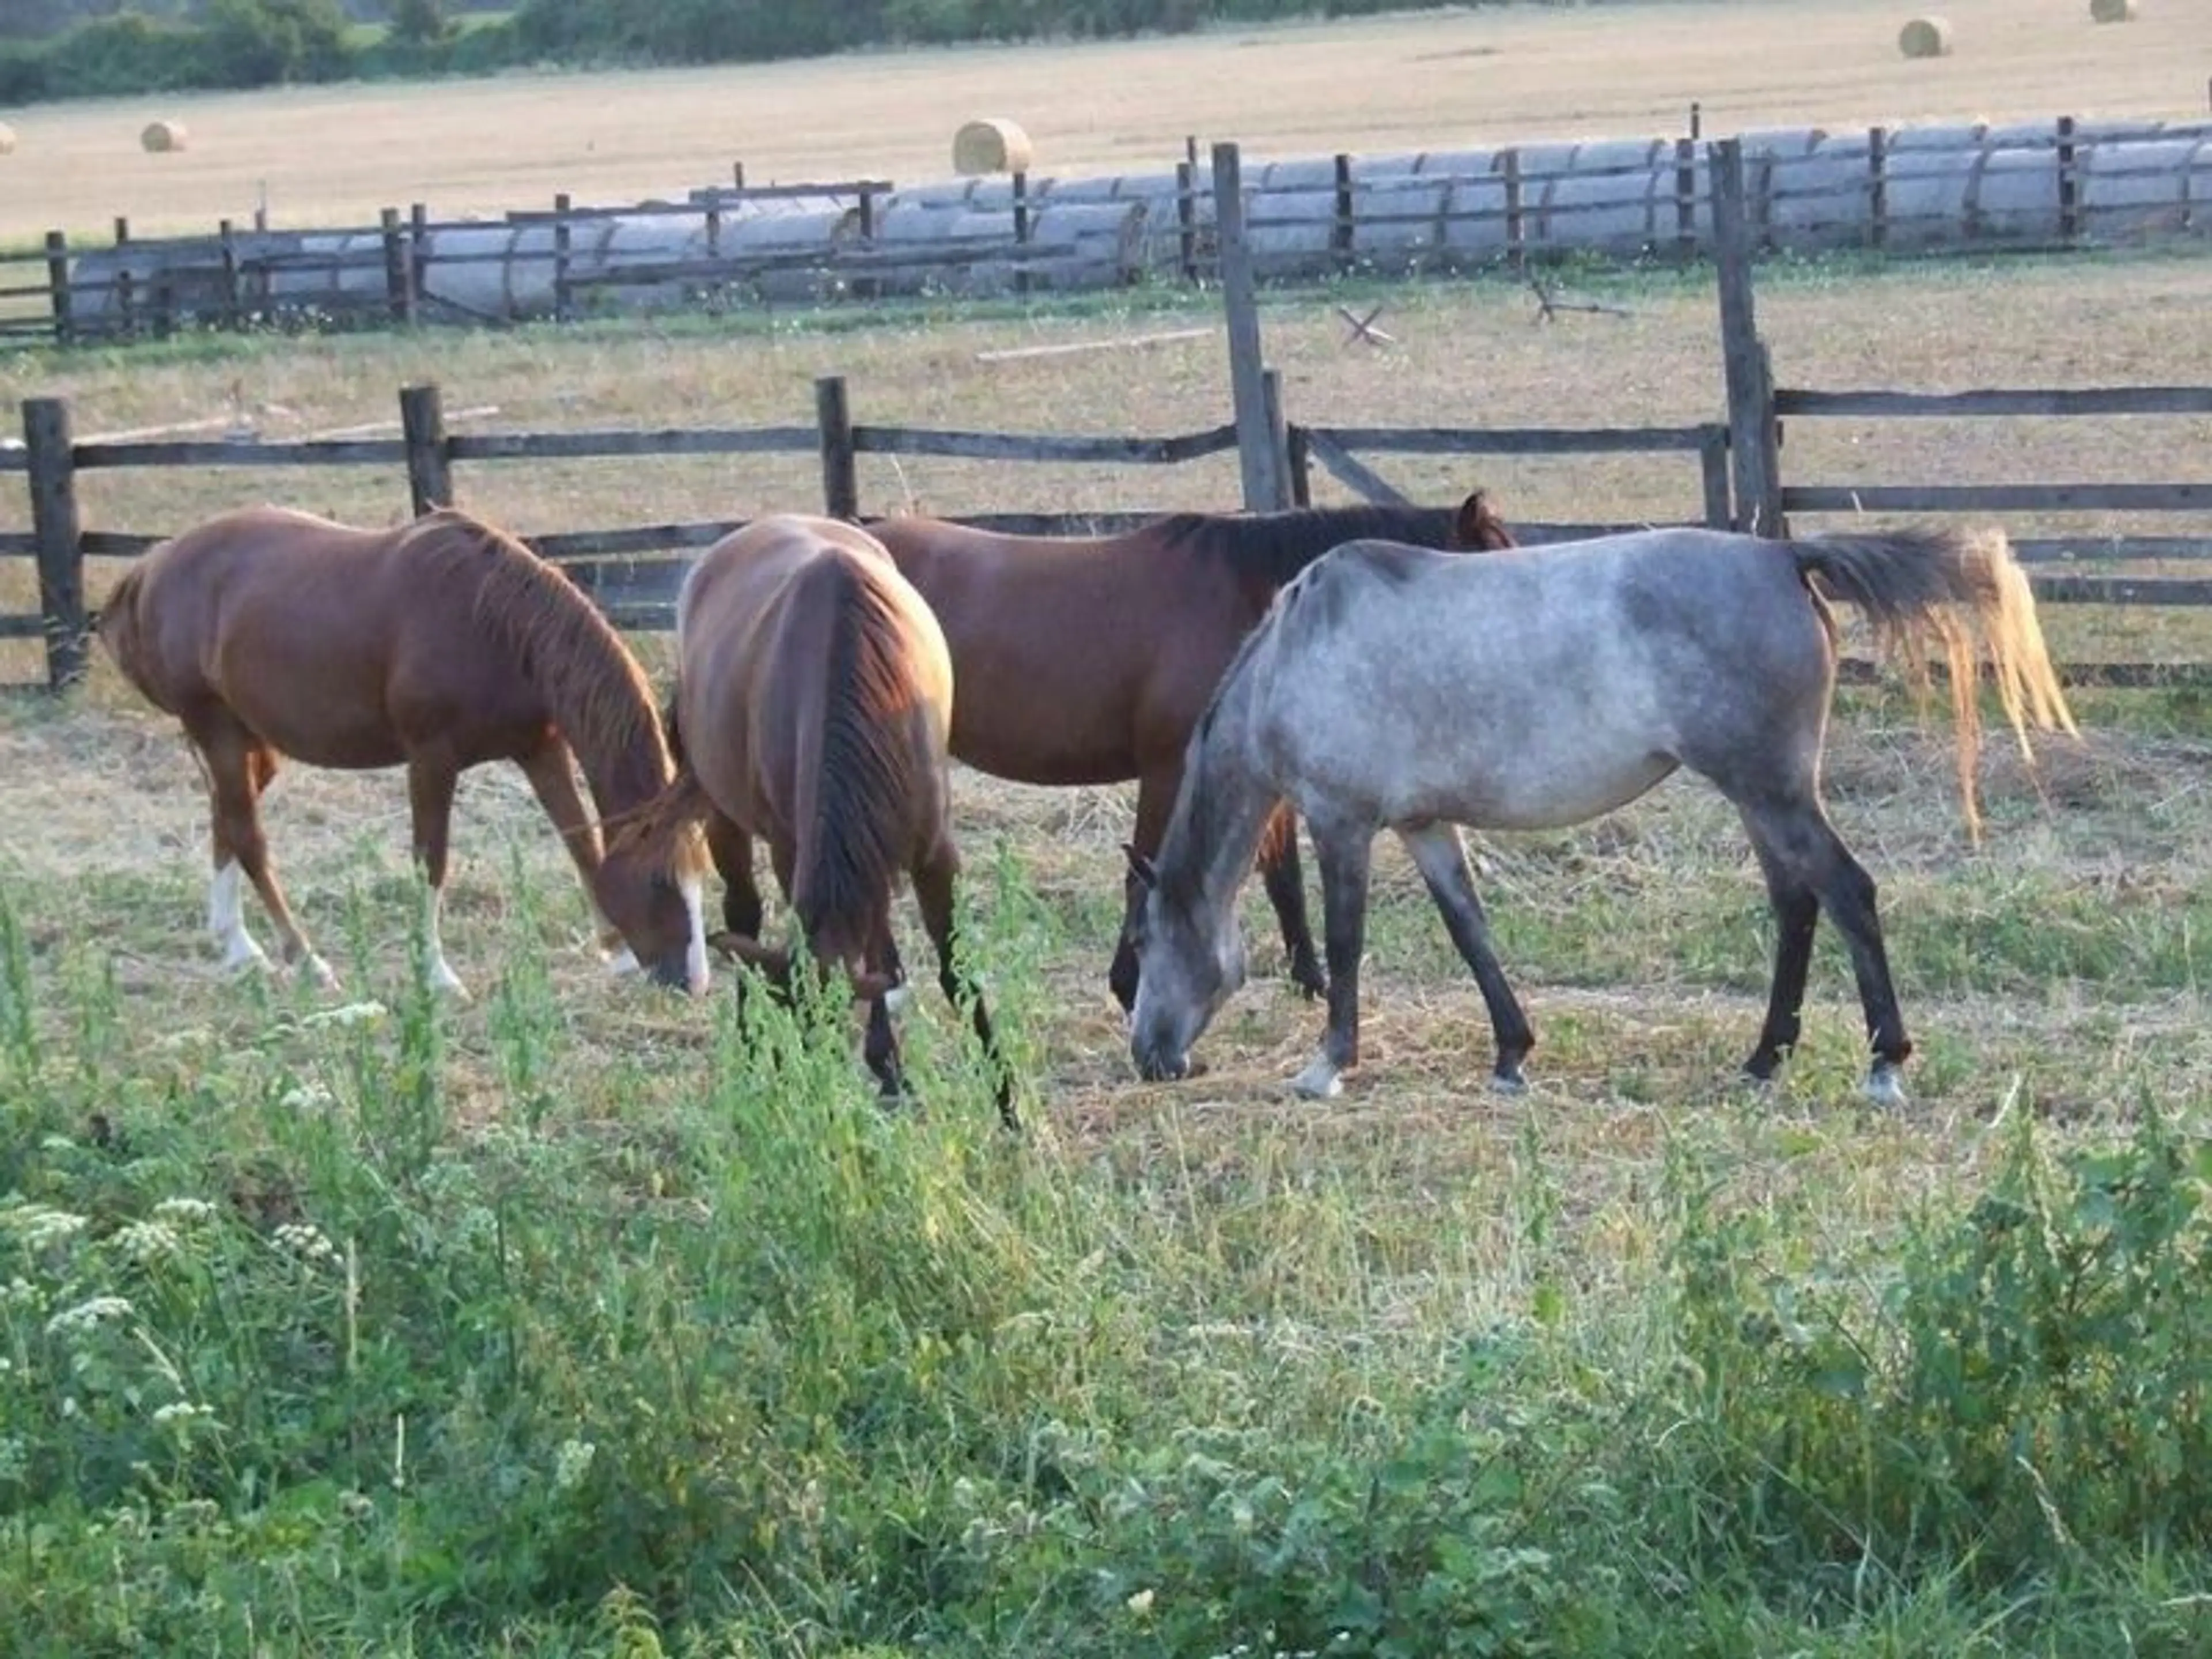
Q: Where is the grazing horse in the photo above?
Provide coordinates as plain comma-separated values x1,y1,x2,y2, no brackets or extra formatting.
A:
95,504,708,996
865,494,1517,1013
622,514,1016,1127
1126,525,2077,1108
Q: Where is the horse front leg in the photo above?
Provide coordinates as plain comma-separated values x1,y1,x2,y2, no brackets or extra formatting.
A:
914,837,1018,1131
704,812,763,940
1293,816,1374,1100
1397,821,1535,1093
405,753,468,998
516,738,618,957
1109,768,1178,1017
1257,802,1327,1001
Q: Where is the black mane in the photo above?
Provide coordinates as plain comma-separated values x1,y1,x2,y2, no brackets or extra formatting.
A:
1157,501,1464,589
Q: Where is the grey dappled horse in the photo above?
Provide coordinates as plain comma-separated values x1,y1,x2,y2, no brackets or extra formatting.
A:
1125,525,2077,1108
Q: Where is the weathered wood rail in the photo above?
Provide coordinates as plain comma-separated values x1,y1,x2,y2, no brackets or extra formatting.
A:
0,374,1730,688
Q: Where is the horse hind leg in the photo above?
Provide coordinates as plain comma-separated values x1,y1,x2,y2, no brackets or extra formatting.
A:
405,753,469,999
1293,813,1378,1101
1738,794,1911,1108
1257,802,1328,1000
1396,821,1535,1093
196,720,334,988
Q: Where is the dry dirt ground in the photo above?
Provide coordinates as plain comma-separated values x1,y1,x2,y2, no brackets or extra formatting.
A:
1,0,2206,241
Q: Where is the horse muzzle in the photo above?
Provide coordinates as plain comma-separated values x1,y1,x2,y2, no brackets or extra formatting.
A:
1132,1043,1191,1084
649,952,702,996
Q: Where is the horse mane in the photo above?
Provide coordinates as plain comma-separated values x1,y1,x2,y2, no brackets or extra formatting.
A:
1158,501,1467,589
401,508,673,809
794,555,918,943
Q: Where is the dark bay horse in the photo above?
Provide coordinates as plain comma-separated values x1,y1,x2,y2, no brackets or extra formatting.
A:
622,514,1016,1127
96,504,708,996
1127,525,2077,1108
865,494,1516,1012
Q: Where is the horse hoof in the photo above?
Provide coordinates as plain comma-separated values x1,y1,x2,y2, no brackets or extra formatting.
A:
1290,1056,1343,1100
1491,1067,1528,1097
1862,1065,1909,1111
604,945,642,978
297,953,339,992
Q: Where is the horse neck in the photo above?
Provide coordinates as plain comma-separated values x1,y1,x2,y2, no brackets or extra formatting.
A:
1156,665,1279,922
790,559,911,952
1196,503,1462,590
472,547,671,815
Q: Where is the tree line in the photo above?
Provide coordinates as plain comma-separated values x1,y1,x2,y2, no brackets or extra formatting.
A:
0,0,1521,105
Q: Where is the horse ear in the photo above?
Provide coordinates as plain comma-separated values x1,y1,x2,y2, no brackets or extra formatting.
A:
1123,843,1158,889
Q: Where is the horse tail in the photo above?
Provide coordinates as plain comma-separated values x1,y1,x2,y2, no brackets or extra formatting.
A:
1790,525,2078,839
794,556,914,944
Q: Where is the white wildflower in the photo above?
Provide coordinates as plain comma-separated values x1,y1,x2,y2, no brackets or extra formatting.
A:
112,1221,182,1265
271,1223,340,1268
1126,1588,1156,1616
278,1083,334,1112
150,1402,218,1430
151,1199,215,1225
46,1294,134,1338
6,1204,89,1251
300,1001,387,1031
552,1438,596,1491
59,1396,79,1418
1,1277,42,1310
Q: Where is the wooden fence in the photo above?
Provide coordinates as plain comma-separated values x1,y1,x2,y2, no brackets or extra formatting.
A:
0,373,1731,688
8,114,2205,344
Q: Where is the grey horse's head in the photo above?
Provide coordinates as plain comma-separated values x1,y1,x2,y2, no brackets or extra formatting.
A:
1124,845,1245,1082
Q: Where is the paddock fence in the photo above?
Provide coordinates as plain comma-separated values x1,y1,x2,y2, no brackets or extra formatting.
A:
6,112,2210,345
0,374,1733,689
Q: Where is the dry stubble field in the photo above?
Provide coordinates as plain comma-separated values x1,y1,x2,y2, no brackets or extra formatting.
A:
1,0,2208,241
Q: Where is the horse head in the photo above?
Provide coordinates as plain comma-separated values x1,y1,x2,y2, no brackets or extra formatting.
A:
1453,490,1519,553
600,774,713,995
1123,843,1244,1083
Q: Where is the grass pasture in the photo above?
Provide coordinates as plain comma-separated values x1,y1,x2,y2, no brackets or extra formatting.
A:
0,0,2208,242
6,96,2212,1659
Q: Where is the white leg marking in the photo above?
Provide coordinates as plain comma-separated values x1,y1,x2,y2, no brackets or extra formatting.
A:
605,945,642,978
300,952,340,992
1862,1063,1909,1111
207,861,268,974
681,877,710,995
1291,1051,1344,1100
423,896,468,999
882,983,913,1016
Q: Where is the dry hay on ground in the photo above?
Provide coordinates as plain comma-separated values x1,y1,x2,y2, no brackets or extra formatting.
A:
953,118,1032,176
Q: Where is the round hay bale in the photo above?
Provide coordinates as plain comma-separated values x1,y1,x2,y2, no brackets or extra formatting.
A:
2089,0,2137,20
1897,16,1953,56
953,118,1033,177
0,124,16,157
139,119,189,154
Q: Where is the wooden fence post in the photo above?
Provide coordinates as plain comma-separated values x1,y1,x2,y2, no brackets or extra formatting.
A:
1012,171,1031,296
1500,150,1525,275
1331,153,1355,271
381,207,412,325
409,203,430,318
112,217,135,340
1868,126,1888,250
1286,422,1313,507
218,219,242,331
552,192,573,324
1673,137,1699,260
816,375,858,520
2056,114,2079,243
22,397,87,690
1260,367,1297,512
44,232,72,347
1175,158,1198,283
1698,425,1732,528
399,384,452,515
1211,142,1283,513
1710,139,1783,536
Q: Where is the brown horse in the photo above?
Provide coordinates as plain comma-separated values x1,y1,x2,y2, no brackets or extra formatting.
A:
622,513,1015,1126
95,504,708,996
865,493,1517,1011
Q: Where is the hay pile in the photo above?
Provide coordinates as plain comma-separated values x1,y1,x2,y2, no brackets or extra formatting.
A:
140,119,189,154
1897,16,1954,56
953,118,1033,176
2089,0,2137,20
0,123,16,157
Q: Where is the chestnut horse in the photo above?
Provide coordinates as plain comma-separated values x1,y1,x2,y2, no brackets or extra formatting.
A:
865,493,1516,1012
96,504,708,996
623,514,1016,1126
